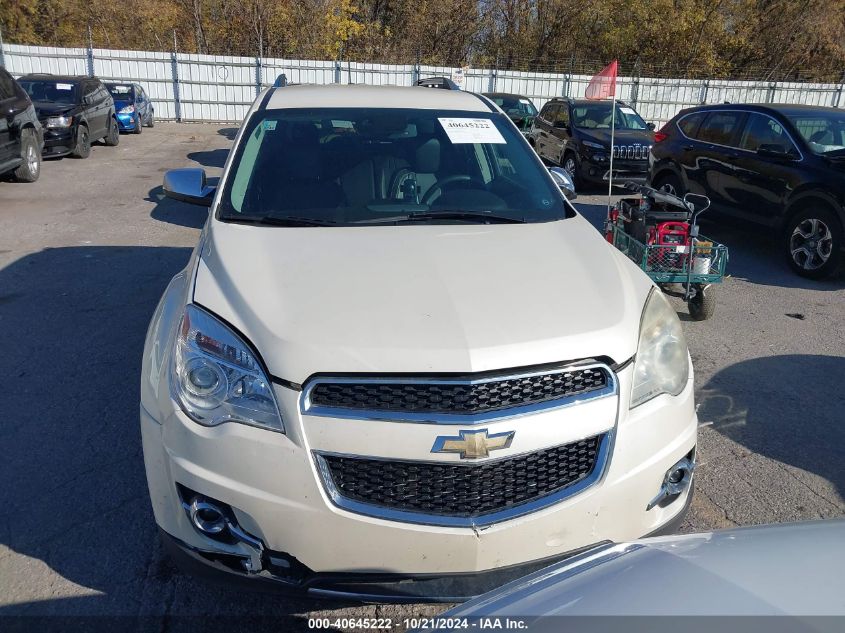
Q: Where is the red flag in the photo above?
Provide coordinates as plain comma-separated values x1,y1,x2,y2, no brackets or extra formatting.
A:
585,60,618,100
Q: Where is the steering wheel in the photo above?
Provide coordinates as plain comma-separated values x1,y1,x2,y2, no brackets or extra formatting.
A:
421,175,485,206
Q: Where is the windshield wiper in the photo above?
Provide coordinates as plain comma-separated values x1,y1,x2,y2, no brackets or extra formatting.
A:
355,210,526,225
224,215,337,227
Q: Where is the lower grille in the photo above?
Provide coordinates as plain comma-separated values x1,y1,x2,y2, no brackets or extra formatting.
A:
317,434,605,523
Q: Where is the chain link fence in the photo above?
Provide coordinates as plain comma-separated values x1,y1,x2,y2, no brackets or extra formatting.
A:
2,38,844,126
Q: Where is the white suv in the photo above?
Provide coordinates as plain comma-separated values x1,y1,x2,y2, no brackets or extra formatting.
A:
140,84,697,600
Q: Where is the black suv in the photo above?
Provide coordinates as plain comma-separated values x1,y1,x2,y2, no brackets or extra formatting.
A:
650,104,845,278
0,66,43,182
17,74,119,159
530,97,655,186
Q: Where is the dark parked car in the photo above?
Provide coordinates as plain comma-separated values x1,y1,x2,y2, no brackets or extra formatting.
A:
17,74,119,159
530,97,655,186
105,82,154,133
0,66,43,182
650,104,845,278
483,92,537,137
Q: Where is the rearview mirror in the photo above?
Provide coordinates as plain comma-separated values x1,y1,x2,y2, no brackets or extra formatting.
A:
163,168,215,207
549,167,577,200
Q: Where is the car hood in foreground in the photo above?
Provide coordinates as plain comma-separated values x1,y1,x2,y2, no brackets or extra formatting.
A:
438,520,845,618
193,215,651,383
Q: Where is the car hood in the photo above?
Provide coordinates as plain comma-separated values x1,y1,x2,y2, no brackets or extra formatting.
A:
439,520,845,617
193,215,651,383
32,102,76,118
579,128,654,147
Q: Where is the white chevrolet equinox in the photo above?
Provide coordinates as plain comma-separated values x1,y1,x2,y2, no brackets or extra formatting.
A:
140,84,697,600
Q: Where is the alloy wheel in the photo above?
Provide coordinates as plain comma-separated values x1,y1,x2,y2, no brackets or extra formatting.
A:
26,144,39,176
789,217,833,271
563,156,576,178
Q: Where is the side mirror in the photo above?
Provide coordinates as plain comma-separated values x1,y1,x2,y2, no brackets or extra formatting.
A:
647,122,656,131
163,168,215,207
549,167,577,200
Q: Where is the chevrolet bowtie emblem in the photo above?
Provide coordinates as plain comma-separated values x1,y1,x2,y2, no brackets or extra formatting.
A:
431,429,515,459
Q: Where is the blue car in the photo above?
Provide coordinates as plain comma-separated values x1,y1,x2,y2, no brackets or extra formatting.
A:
105,82,154,133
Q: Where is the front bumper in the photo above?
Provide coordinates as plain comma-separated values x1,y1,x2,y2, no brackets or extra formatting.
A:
117,113,138,130
141,361,696,599
579,153,649,185
41,127,75,158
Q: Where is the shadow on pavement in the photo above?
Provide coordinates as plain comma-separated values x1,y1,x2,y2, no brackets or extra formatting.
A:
0,247,352,623
218,127,239,141
698,354,845,498
187,148,230,169
147,185,213,230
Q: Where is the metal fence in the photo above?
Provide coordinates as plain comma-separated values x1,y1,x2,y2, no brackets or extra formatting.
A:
3,42,844,126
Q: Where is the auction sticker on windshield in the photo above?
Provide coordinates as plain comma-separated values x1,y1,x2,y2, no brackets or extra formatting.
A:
439,118,506,144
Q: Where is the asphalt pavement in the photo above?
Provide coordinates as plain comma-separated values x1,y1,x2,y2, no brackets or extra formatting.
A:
1,124,843,631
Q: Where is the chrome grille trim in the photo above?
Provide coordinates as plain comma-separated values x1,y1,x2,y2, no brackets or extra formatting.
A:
299,362,618,424
612,144,651,160
313,432,613,527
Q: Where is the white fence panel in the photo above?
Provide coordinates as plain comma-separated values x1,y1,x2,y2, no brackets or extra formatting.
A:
2,43,843,124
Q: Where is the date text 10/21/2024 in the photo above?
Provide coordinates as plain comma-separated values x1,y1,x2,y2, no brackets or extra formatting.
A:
307,617,530,630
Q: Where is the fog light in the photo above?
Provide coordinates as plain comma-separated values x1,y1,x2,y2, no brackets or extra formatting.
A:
647,457,694,510
189,497,227,534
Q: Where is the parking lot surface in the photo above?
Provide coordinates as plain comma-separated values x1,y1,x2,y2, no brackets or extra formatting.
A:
1,124,843,630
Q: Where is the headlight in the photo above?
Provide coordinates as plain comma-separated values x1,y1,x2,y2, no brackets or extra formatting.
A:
119,105,135,114
630,289,689,408
171,304,284,432
583,140,605,150
46,115,73,128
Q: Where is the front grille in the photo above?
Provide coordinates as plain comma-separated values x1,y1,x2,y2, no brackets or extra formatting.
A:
318,434,604,519
306,366,610,416
612,144,651,160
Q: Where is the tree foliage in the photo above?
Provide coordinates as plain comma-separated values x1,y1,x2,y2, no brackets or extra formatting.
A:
1,0,843,80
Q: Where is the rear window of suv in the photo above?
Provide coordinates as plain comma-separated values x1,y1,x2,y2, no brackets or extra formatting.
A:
697,112,745,146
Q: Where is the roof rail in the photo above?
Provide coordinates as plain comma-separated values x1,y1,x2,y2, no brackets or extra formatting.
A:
416,77,461,90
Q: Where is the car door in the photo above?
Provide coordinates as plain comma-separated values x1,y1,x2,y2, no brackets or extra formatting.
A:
549,104,572,163
684,110,747,211
86,82,108,137
534,104,558,161
135,85,147,120
0,69,15,165
719,112,802,226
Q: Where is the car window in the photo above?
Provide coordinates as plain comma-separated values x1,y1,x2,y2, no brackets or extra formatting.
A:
19,79,79,104
571,103,647,131
697,112,744,146
108,84,135,102
555,106,570,127
220,107,569,226
489,96,537,117
787,112,845,155
540,104,558,123
677,112,706,139
0,69,16,100
739,114,797,154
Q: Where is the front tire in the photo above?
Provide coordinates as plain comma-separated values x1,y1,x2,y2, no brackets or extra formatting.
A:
688,285,716,321
104,117,120,146
562,151,581,188
654,172,683,197
146,110,155,128
785,205,843,279
72,125,91,159
13,129,41,182
133,113,143,134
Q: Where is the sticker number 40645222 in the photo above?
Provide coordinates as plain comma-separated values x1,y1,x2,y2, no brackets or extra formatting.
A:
438,118,507,144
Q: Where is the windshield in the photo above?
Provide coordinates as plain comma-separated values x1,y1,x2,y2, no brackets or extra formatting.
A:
218,107,569,226
571,103,648,130
19,80,78,105
107,84,135,101
489,96,537,118
787,112,845,155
